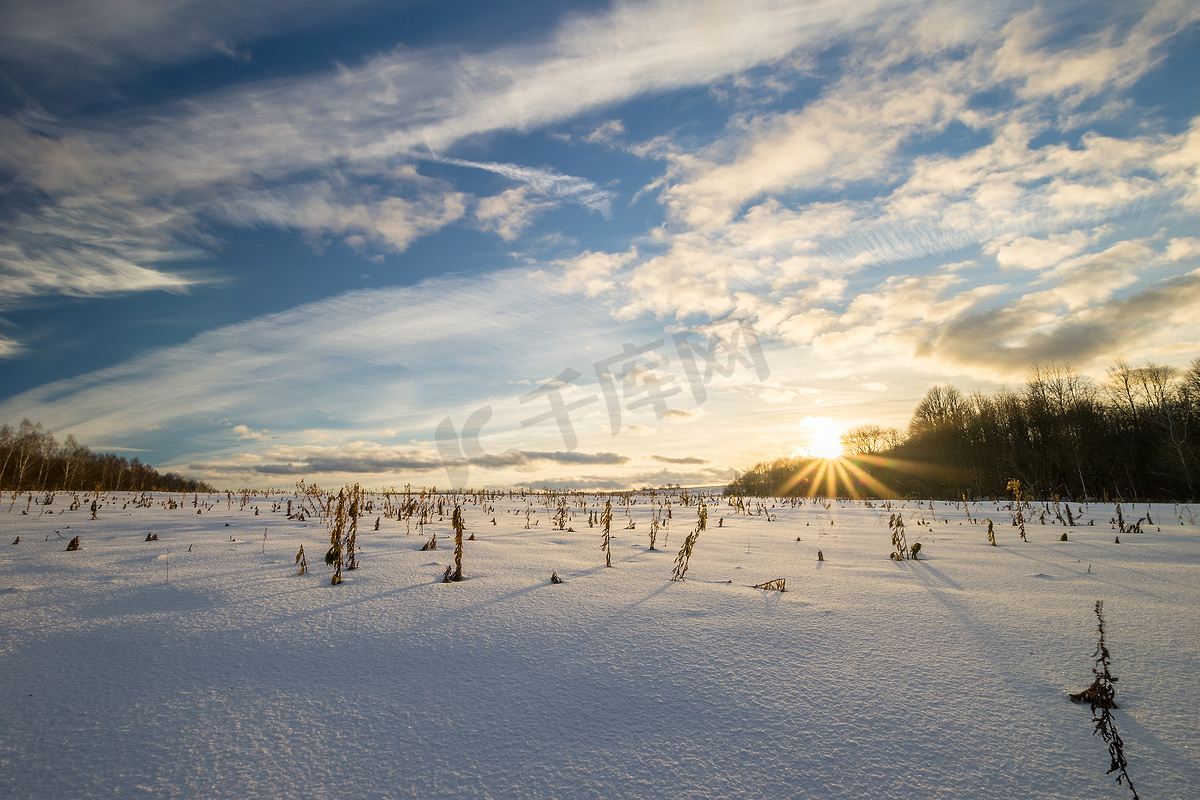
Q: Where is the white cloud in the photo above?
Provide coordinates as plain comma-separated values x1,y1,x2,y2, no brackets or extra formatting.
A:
990,1,1200,104
1163,237,1200,262
231,424,267,440
538,0,1200,385
585,119,625,145
475,187,548,242
423,156,615,216
0,0,914,308
1158,118,1200,210
660,64,970,228
552,248,640,297
0,332,22,358
985,230,1098,271
211,178,468,254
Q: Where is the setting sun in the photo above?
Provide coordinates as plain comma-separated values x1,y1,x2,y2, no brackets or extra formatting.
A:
796,417,844,460
809,431,844,459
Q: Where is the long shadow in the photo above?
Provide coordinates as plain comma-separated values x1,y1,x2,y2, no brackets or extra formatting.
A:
545,542,663,580
907,561,979,633
908,559,964,591
450,579,561,617
587,580,675,638
267,578,436,626
905,560,1081,707
985,543,1170,603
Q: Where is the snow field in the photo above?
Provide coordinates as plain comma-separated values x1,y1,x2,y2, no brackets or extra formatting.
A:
1,491,1197,799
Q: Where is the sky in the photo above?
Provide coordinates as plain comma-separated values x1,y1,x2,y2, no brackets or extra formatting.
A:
1,0,1198,491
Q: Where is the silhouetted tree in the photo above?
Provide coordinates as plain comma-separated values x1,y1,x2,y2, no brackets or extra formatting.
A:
727,357,1199,501
0,419,214,493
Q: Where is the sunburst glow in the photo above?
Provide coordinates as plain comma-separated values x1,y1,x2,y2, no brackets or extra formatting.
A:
798,417,844,460
810,431,844,460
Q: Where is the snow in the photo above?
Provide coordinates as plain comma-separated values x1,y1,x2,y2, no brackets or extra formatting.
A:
1,491,1197,799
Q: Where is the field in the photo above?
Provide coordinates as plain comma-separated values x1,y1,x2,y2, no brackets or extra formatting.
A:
1,489,1198,799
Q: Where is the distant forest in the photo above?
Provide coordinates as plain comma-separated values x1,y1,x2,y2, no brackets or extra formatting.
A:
0,420,215,493
728,359,1200,501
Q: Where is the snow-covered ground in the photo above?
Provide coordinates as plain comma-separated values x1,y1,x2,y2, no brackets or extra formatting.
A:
1,490,1197,799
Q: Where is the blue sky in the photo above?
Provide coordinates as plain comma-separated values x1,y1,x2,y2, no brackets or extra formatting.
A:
1,0,1198,490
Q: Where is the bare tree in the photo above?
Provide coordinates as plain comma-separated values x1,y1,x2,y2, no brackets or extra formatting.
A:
840,424,904,455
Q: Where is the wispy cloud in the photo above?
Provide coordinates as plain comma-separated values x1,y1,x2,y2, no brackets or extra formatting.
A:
0,221,206,307
208,175,469,254
0,269,609,437
0,0,912,315
0,0,386,83
451,450,629,469
0,268,678,484
422,155,615,216
0,332,22,359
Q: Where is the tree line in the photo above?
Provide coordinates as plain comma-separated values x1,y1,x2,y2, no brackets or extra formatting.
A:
0,419,215,493
728,358,1200,501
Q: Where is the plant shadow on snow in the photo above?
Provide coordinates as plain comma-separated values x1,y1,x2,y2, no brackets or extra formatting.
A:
907,560,965,592
448,580,557,616
266,580,432,626
76,582,211,619
614,580,674,619
992,544,1172,604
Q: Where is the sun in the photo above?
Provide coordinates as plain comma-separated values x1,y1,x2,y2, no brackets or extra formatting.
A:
796,417,845,460
809,430,844,459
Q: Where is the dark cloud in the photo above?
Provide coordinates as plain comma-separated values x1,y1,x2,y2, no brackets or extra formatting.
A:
480,464,735,491
625,467,736,486
190,462,313,475
651,455,710,465
457,451,630,468
520,477,632,491
194,449,629,476
303,455,444,472
909,272,1200,378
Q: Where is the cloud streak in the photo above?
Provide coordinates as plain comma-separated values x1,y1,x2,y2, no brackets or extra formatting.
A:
422,155,615,216
194,449,629,476
0,0,915,311
0,266,698,487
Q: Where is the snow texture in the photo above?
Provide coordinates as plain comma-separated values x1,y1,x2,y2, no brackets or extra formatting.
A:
1,490,1197,799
